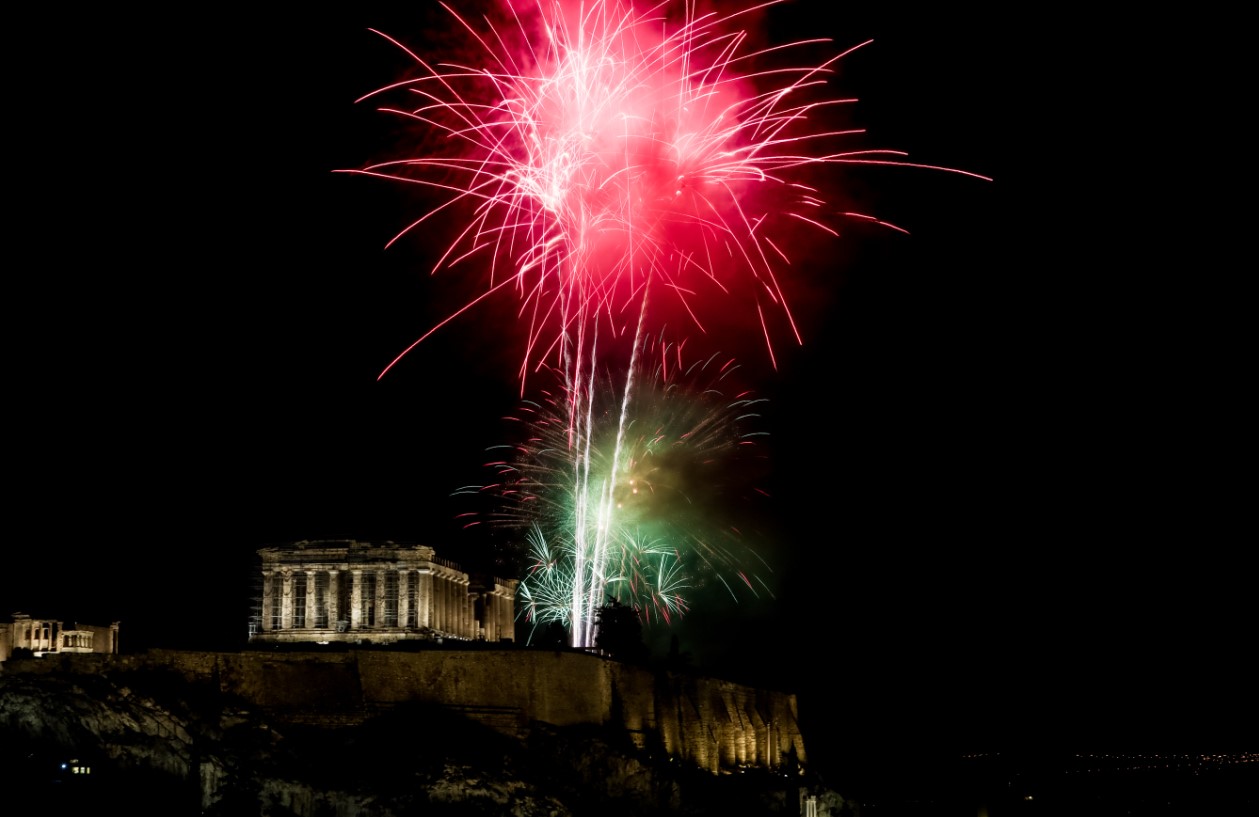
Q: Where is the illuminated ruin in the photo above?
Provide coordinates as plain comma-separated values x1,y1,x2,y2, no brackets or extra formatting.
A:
250,540,517,645
0,612,119,663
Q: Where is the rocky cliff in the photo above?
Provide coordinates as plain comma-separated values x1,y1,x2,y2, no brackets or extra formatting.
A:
0,647,851,816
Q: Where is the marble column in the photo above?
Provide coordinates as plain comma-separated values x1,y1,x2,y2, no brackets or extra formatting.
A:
350,569,363,629
459,578,469,638
435,572,444,632
493,589,508,639
398,570,411,629
375,569,387,627
433,571,442,630
281,571,294,630
419,569,433,629
305,570,317,629
261,571,274,631
328,570,340,629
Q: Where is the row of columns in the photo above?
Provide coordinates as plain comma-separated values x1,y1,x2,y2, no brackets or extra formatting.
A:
262,567,479,639
9,619,118,655
479,583,516,642
16,620,56,651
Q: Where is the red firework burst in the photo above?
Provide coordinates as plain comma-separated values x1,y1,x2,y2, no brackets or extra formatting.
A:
341,0,988,385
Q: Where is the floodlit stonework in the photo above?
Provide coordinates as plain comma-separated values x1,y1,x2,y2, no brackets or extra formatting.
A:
250,540,517,645
0,612,120,663
7,647,809,777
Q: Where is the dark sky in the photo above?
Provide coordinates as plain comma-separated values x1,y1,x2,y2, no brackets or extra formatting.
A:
6,1,1251,781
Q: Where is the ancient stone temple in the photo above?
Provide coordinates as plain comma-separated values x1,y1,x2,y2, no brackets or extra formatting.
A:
250,540,517,645
0,612,120,663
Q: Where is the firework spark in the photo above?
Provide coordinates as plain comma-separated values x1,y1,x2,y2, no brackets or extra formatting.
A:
343,0,989,385
346,0,988,648
459,333,773,645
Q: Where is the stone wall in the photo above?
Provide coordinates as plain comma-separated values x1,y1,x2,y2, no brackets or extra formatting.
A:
9,648,806,775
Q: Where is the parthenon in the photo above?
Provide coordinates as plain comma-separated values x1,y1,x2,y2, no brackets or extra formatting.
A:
250,540,516,645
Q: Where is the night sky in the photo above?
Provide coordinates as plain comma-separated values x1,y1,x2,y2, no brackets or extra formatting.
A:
7,1,1251,784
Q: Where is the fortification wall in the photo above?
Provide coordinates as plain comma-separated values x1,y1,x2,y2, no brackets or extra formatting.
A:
7,648,806,774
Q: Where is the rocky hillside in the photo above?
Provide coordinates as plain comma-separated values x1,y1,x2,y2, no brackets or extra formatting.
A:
0,658,850,816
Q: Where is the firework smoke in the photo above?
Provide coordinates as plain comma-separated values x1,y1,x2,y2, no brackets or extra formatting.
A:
459,333,773,645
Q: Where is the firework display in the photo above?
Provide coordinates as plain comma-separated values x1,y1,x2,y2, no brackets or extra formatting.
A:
346,0,987,647
460,334,772,646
